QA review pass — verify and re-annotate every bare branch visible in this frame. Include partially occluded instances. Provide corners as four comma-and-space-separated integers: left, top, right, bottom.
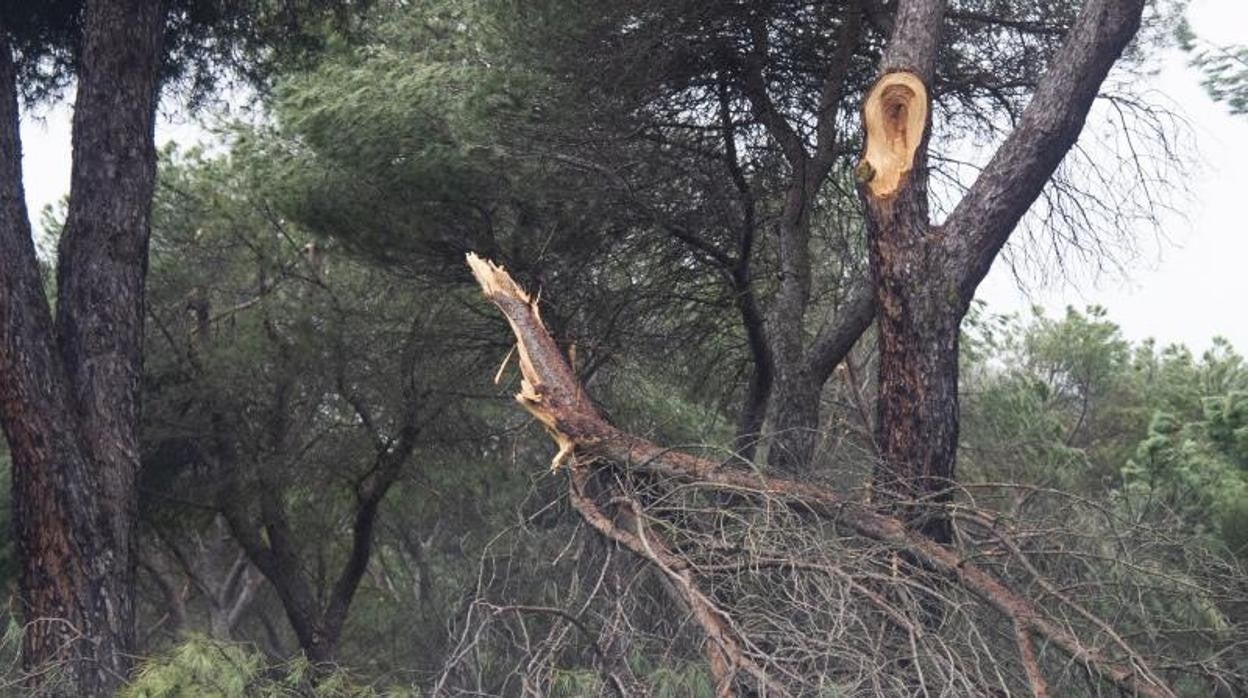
942, 0, 1147, 302
467, 253, 1180, 697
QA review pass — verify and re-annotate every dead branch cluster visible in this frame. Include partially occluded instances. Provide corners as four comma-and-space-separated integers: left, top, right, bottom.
431, 256, 1248, 698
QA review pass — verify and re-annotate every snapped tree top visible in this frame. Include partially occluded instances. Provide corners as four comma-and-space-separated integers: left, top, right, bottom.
466, 252, 1176, 698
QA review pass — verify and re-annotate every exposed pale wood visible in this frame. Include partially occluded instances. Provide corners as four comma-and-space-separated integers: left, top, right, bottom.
468, 253, 1176, 698
467, 253, 586, 470
859, 72, 929, 199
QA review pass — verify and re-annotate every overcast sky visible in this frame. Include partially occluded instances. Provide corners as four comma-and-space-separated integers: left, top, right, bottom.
16, 0, 1248, 353
977, 0, 1248, 352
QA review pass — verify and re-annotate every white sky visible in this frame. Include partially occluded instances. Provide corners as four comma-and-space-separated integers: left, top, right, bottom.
977, 0, 1248, 352
16, 0, 1248, 353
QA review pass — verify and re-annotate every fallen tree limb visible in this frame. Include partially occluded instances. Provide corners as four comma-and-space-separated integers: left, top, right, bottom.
567, 468, 782, 696
467, 253, 1175, 698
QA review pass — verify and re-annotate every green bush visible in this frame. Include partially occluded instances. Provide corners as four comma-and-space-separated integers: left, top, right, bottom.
123, 638, 419, 698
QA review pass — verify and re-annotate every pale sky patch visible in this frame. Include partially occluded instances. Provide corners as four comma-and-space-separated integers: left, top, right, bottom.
978, 0, 1248, 353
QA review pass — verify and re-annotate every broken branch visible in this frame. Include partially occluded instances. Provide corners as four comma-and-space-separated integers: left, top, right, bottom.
467, 253, 1175, 698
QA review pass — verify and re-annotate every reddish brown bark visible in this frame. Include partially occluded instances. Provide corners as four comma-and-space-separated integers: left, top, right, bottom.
0, 2, 167, 691
859, 0, 1145, 543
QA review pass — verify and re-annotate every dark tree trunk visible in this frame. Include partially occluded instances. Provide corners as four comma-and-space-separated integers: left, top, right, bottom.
733, 8, 874, 474
222, 486, 339, 664
764, 160, 817, 473
732, 357, 771, 463
857, 1, 952, 539
869, 247, 961, 542
218, 323, 421, 666
860, 0, 1144, 544
0, 2, 166, 692
729, 266, 773, 464
51, 0, 167, 671
766, 369, 822, 473
768, 284, 876, 473
223, 462, 410, 666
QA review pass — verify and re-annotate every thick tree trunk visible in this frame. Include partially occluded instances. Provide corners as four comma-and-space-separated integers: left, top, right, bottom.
870, 269, 961, 542
50, 0, 166, 678
766, 370, 821, 473
855, 0, 954, 539
859, 0, 1144, 544
863, 80, 960, 541
768, 285, 876, 473
2, 40, 97, 687
762, 162, 819, 473
0, 2, 166, 692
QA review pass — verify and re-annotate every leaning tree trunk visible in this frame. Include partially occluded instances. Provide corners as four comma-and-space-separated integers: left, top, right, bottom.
0, 1, 167, 692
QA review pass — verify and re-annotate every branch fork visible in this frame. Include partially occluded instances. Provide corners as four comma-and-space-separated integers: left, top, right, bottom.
467, 252, 1175, 697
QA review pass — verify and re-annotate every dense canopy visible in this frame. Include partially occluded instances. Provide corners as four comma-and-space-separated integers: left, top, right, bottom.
0, 0, 1244, 696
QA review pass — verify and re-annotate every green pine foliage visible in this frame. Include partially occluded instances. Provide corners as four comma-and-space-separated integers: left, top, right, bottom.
1178, 21, 1248, 115
123, 637, 421, 697
963, 306, 1248, 555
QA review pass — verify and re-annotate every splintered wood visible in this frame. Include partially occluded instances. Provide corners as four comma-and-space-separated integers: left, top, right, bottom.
466, 253, 590, 470
859, 71, 929, 198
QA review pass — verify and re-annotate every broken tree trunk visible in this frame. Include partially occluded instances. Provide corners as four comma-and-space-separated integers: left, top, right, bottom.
467, 253, 1175, 697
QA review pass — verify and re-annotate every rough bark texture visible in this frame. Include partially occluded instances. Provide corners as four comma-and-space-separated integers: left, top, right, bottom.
0, 2, 167, 691
861, 0, 1144, 542
858, 66, 958, 541
858, 0, 954, 539
1, 33, 105, 689
468, 254, 1176, 697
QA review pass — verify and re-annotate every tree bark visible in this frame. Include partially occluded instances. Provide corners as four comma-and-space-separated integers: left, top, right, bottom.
859, 0, 1143, 543
857, 63, 956, 539
736, 4, 872, 473
0, 1, 167, 691
768, 286, 877, 472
